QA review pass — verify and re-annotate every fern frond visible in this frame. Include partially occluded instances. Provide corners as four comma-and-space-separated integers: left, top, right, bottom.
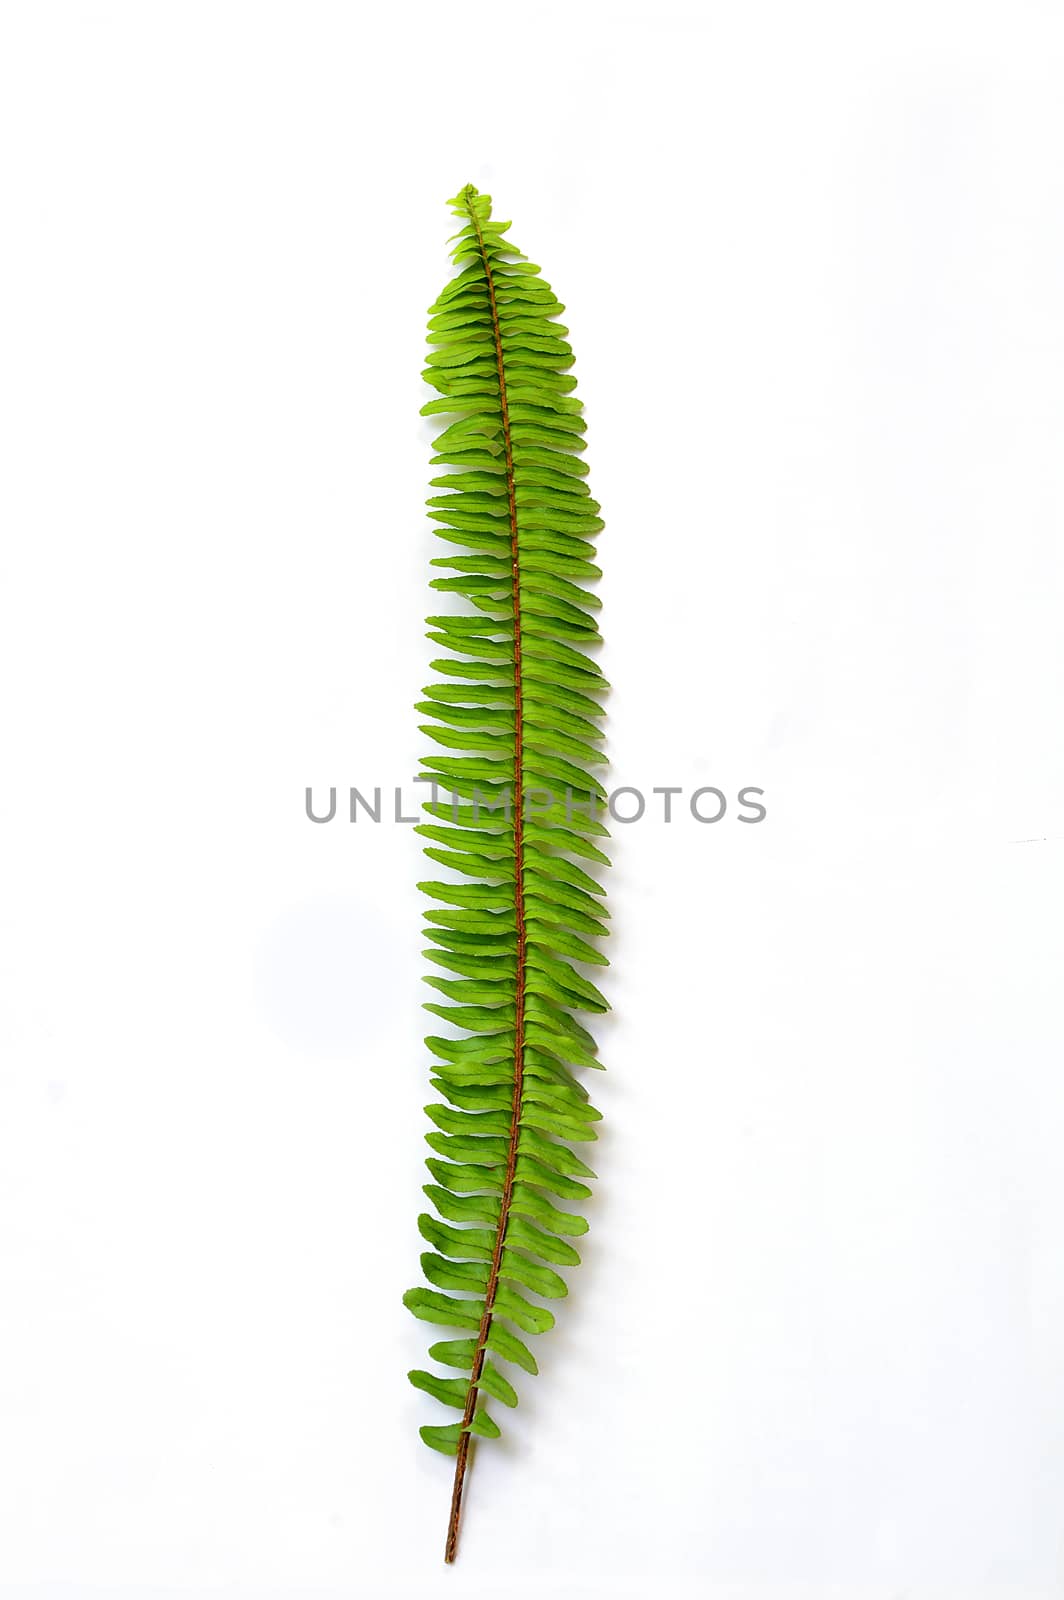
404, 184, 608, 1563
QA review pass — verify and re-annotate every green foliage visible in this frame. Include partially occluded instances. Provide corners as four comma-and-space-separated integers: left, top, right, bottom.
403, 184, 607, 1558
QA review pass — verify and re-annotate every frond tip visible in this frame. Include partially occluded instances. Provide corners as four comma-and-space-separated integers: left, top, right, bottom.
405, 183, 608, 1563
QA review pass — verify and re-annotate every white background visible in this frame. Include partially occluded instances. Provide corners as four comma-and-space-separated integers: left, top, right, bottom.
1, 3, 1062, 1597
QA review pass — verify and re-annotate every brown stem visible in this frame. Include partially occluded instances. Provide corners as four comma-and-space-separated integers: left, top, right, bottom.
443, 194, 527, 1565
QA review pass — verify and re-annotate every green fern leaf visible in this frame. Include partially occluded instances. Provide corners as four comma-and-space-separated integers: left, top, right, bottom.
404, 183, 608, 1563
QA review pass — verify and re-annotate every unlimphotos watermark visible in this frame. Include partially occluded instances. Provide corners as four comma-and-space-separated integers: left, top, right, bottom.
304, 782, 766, 825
